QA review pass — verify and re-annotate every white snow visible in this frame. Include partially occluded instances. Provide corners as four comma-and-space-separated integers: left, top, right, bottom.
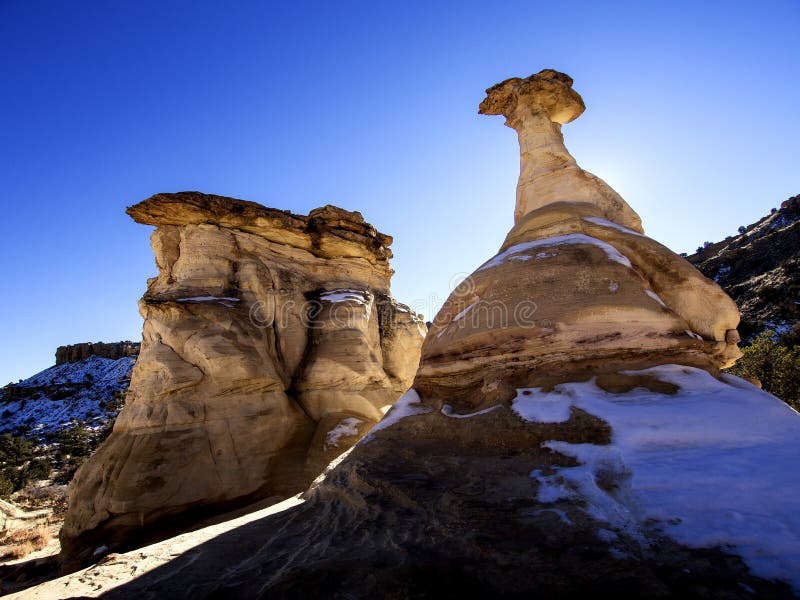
324, 417, 363, 449
176, 296, 240, 303
608, 281, 619, 293
583, 216, 644, 236
440, 404, 501, 419
513, 365, 800, 591
362, 389, 431, 441
536, 252, 557, 259
685, 330, 703, 341
644, 290, 667, 307
477, 234, 632, 272
319, 289, 371, 304
453, 303, 476, 322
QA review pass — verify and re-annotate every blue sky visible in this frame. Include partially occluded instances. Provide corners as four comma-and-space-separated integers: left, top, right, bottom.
1, 1, 798, 382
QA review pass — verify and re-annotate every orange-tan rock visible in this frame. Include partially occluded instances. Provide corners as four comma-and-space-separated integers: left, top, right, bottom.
59, 193, 425, 563
420, 69, 741, 405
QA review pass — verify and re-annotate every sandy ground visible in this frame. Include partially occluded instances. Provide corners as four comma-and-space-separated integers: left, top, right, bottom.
6, 495, 304, 599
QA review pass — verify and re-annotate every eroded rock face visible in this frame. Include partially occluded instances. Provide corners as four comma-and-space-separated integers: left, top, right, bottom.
59, 193, 425, 561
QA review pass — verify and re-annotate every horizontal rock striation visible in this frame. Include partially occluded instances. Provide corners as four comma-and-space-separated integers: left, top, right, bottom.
59, 192, 425, 563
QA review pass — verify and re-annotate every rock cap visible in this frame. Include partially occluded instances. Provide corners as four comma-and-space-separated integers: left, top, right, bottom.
479, 69, 585, 124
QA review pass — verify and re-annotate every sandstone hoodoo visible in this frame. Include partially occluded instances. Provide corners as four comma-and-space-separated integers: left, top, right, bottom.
59, 193, 426, 562
45, 72, 800, 598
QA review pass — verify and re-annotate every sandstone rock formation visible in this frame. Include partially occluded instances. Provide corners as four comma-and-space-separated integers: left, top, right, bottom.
46, 72, 800, 598
59, 193, 425, 562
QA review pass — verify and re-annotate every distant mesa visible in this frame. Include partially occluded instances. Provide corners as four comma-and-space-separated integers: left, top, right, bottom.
55, 341, 140, 365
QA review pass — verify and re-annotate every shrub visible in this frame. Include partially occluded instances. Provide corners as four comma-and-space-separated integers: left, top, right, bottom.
738, 226, 746, 234
25, 458, 52, 481
0, 524, 52, 560
726, 331, 800, 410
57, 421, 93, 458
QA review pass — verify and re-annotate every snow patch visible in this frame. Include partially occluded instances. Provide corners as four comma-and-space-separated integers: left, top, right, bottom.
176, 296, 239, 303
644, 290, 667, 307
514, 365, 800, 591
440, 404, 501, 419
583, 216, 644, 236
477, 234, 632, 272
362, 389, 431, 441
453, 303, 476, 322
319, 289, 371, 305
324, 417, 362, 449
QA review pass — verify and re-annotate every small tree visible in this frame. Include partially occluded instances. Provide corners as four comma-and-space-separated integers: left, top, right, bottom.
738, 226, 746, 234
57, 421, 93, 458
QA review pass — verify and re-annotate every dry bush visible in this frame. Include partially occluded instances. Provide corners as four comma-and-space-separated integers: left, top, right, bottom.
0, 524, 52, 560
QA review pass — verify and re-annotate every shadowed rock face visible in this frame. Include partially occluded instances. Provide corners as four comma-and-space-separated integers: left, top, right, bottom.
59, 192, 426, 562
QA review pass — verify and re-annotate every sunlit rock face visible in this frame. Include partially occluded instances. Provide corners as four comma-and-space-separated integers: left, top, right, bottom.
419, 69, 741, 405
59, 192, 426, 562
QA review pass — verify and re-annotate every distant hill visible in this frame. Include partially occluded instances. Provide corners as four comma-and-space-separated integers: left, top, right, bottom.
688, 194, 800, 340
0, 350, 136, 440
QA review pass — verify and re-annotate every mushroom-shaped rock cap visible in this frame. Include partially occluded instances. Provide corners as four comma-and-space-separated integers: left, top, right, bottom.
479, 69, 585, 124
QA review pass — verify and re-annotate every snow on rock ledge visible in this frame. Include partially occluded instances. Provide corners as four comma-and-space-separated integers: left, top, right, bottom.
513, 364, 800, 590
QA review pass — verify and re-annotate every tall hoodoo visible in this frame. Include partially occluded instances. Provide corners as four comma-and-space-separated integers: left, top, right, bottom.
479, 69, 642, 230
60, 192, 426, 563
418, 69, 741, 403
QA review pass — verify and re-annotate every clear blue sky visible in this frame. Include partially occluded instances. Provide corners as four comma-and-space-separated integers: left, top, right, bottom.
1, 1, 798, 382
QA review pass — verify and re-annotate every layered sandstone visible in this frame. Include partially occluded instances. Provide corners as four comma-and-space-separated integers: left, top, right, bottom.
59, 193, 425, 562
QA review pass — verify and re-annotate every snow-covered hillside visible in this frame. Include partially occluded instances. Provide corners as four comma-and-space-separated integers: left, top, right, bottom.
0, 356, 135, 439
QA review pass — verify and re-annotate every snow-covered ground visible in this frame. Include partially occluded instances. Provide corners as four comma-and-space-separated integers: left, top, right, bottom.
0, 356, 135, 438
513, 365, 800, 591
